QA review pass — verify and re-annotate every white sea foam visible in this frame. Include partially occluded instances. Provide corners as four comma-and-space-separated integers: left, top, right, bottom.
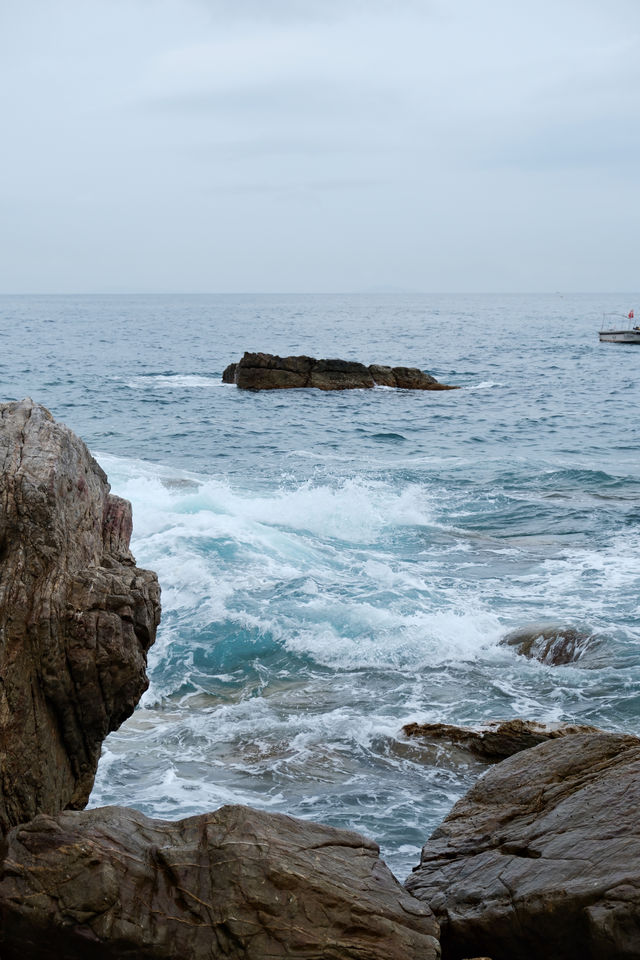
125, 374, 226, 389
89, 448, 640, 883
463, 380, 504, 390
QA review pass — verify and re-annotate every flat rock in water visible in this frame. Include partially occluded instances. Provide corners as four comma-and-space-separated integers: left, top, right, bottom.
0, 399, 161, 831
402, 718, 601, 761
222, 352, 458, 390
0, 804, 441, 960
406, 732, 640, 960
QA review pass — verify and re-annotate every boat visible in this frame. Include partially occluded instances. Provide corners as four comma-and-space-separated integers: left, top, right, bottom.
599, 310, 640, 343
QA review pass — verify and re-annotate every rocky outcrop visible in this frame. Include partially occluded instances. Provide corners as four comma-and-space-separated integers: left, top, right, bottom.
223, 352, 458, 390
406, 732, 640, 960
0, 804, 441, 960
0, 400, 441, 959
501, 623, 597, 665
402, 718, 600, 761
0, 399, 161, 832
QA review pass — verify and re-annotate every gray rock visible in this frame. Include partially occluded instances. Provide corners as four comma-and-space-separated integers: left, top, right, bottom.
0, 399, 161, 832
0, 804, 441, 960
406, 732, 640, 960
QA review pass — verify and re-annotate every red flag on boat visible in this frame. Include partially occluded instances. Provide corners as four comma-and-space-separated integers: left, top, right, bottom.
629, 310, 635, 319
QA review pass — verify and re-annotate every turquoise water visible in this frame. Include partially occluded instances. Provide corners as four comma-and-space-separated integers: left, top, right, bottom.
1, 292, 639, 877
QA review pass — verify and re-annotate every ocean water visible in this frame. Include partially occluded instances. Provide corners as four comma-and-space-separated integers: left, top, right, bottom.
1, 292, 639, 878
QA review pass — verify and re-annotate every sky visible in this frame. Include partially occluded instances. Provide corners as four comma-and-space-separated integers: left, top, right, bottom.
1, 0, 639, 293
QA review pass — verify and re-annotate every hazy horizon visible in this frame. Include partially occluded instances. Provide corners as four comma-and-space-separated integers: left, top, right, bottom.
2, 0, 639, 295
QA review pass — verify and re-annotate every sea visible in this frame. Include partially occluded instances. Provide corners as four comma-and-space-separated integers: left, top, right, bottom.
1, 292, 639, 879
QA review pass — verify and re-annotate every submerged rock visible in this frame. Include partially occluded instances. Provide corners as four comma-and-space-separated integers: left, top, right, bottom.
222, 352, 458, 390
0, 804, 441, 960
0, 399, 161, 832
406, 732, 640, 960
501, 623, 597, 665
402, 718, 600, 761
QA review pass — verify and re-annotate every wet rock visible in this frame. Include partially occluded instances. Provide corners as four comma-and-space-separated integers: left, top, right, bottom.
222, 361, 237, 383
309, 358, 375, 390
368, 363, 397, 386
402, 718, 601, 761
501, 623, 596, 665
0, 804, 441, 960
0, 399, 161, 832
223, 352, 457, 390
391, 366, 439, 389
406, 732, 640, 960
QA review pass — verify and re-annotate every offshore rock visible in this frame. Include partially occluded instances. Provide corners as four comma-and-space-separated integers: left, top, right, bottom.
0, 804, 441, 960
0, 399, 160, 832
402, 718, 601, 762
223, 352, 458, 390
501, 622, 597, 665
406, 732, 640, 960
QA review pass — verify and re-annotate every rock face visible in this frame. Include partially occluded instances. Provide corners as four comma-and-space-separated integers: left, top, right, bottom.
223, 352, 457, 390
402, 718, 600, 761
0, 804, 441, 960
501, 623, 595, 665
0, 399, 161, 832
406, 732, 640, 960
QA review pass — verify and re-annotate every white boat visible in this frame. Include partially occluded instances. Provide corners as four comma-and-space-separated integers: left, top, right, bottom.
599, 311, 640, 343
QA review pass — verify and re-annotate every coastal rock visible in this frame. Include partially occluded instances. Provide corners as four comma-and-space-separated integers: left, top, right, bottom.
223, 352, 457, 390
309, 358, 375, 390
0, 804, 441, 960
501, 623, 596, 665
406, 732, 640, 960
391, 366, 439, 389
0, 399, 161, 832
402, 718, 600, 761
221, 362, 237, 383
368, 364, 398, 386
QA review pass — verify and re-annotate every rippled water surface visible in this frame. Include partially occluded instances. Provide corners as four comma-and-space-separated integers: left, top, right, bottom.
1, 292, 639, 877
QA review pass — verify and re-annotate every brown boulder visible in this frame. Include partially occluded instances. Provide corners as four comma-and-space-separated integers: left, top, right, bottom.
406, 732, 640, 960
501, 623, 597, 665
234, 352, 314, 389
309, 358, 375, 390
0, 399, 160, 832
368, 364, 397, 386
402, 718, 601, 761
391, 366, 438, 389
224, 352, 457, 390
0, 804, 441, 960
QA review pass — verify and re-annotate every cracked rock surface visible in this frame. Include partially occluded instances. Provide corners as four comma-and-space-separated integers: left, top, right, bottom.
405, 732, 640, 960
0, 804, 441, 960
0, 399, 161, 831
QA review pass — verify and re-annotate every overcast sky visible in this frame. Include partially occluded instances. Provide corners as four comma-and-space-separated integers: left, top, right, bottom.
1, 0, 639, 293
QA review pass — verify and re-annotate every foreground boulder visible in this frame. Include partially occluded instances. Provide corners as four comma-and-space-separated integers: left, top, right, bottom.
0, 804, 441, 960
0, 399, 161, 832
402, 718, 600, 761
223, 352, 458, 390
406, 732, 640, 960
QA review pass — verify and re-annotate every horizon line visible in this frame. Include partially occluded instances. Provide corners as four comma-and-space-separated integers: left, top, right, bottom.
1, 290, 639, 297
